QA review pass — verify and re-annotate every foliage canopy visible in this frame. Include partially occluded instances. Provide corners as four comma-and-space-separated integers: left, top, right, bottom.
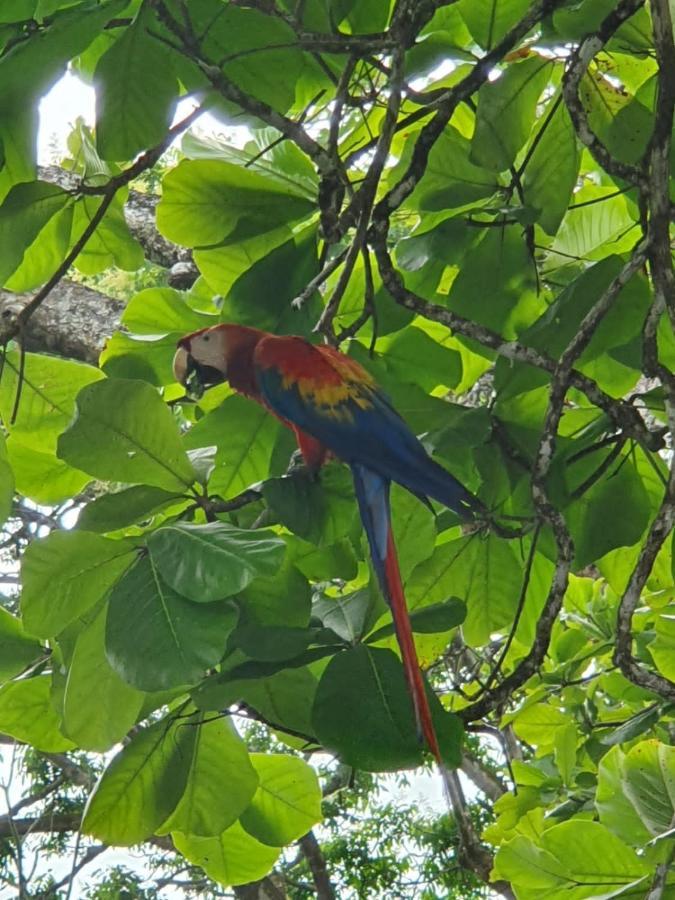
0, 0, 674, 897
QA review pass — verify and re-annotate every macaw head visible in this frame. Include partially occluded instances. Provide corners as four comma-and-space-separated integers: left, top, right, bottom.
173, 323, 264, 398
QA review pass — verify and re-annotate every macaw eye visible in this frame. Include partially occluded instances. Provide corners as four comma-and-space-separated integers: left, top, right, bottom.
202, 334, 210, 342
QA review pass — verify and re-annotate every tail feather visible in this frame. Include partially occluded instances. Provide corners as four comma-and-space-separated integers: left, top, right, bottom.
351, 463, 443, 766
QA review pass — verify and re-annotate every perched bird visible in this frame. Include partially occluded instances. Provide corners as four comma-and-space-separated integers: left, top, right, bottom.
173, 324, 483, 769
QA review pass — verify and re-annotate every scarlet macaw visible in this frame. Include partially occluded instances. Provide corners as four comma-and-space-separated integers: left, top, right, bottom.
173, 324, 483, 768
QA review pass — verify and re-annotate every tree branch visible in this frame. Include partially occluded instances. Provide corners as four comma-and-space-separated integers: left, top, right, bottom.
562, 0, 647, 189
297, 830, 336, 900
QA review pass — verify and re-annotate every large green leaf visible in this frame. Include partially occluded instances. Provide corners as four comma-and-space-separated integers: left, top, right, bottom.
596, 745, 653, 846
160, 715, 258, 837
188, 2, 305, 113
445, 225, 541, 338
185, 394, 281, 498
61, 603, 144, 752
122, 288, 214, 335
157, 159, 314, 248
621, 740, 675, 839
406, 533, 523, 646
105, 555, 237, 691
239, 562, 312, 628
20, 530, 135, 638
522, 96, 580, 235
0, 676, 74, 752
263, 466, 356, 547
0, 180, 69, 285
173, 821, 280, 888
58, 378, 196, 492
6, 436, 90, 504
76, 485, 186, 533
0, 607, 43, 681
70, 192, 144, 274
410, 125, 499, 211
83, 715, 193, 845
0, 351, 102, 451
493, 820, 650, 899
471, 55, 552, 171
195, 667, 319, 740
95, 8, 178, 160
147, 522, 286, 602
312, 645, 462, 771
240, 754, 322, 846
458, 0, 531, 49
0, 0, 126, 198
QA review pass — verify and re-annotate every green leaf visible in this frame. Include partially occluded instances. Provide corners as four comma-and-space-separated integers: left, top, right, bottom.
95, 8, 178, 160
221, 229, 321, 337
0, 432, 13, 526
83, 716, 193, 845
160, 715, 258, 837
565, 453, 651, 568
122, 287, 214, 335
157, 159, 314, 248
20, 531, 135, 638
621, 740, 675, 838
58, 378, 196, 491
173, 821, 280, 888
596, 745, 653, 846
0, 676, 74, 752
445, 225, 541, 338
147, 522, 286, 602
0, 607, 43, 681
70, 193, 144, 274
263, 466, 356, 546
6, 436, 89, 505
522, 96, 580, 235
0, 180, 69, 285
650, 613, 675, 681
106, 555, 237, 691
240, 754, 322, 846
195, 667, 319, 740
233, 624, 313, 663
312, 645, 461, 771
61, 604, 144, 752
512, 703, 570, 755
411, 125, 499, 211
5, 202, 73, 293
366, 598, 467, 644
471, 55, 552, 171
77, 485, 185, 533
186, 395, 281, 498
239, 563, 312, 628
0, 351, 102, 451
493, 821, 649, 897
381, 327, 462, 394
406, 534, 523, 646
187, 3, 305, 113
458, 0, 531, 49
312, 589, 376, 644
0, 0, 127, 198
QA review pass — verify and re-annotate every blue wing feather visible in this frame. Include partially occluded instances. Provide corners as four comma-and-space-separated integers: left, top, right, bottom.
255, 349, 482, 520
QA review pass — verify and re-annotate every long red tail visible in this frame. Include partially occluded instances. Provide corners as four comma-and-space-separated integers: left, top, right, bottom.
350, 463, 444, 767
383, 530, 443, 766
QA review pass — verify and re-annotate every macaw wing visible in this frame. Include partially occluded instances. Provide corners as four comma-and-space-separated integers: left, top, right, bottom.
253, 336, 479, 518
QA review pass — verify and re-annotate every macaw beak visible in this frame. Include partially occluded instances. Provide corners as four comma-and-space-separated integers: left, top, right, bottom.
173, 341, 228, 398
172, 344, 191, 386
